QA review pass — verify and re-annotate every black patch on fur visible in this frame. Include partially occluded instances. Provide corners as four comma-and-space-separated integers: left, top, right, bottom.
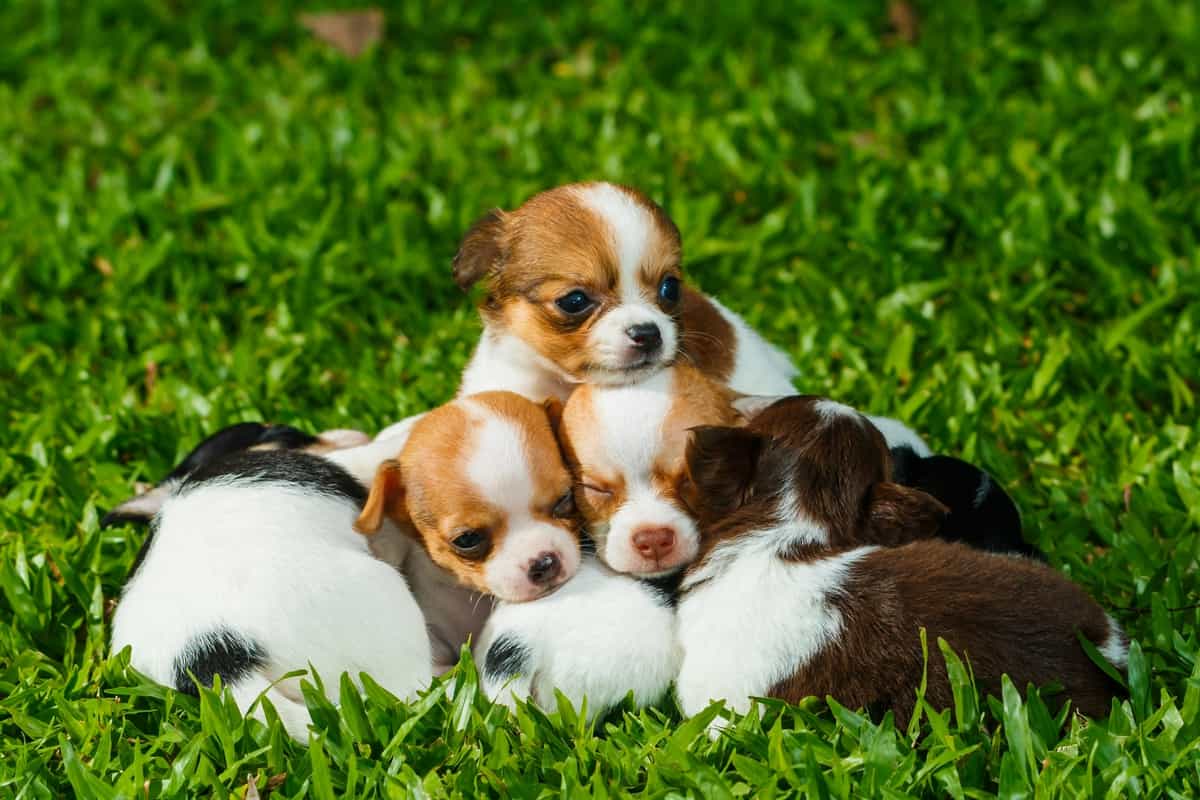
639, 571, 683, 607
163, 423, 318, 483
889, 448, 1039, 558
173, 628, 267, 695
180, 449, 367, 506
484, 634, 531, 681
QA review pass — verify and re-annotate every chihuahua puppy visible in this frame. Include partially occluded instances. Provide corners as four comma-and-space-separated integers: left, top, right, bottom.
675, 396, 1127, 728
474, 558, 680, 718
452, 182, 799, 401
355, 391, 582, 604
110, 448, 431, 742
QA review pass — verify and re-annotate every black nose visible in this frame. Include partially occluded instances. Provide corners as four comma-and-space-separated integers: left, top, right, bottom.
527, 552, 562, 585
625, 323, 662, 353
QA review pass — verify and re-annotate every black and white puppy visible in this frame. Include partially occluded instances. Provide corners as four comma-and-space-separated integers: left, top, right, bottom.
473, 558, 679, 718
107, 432, 430, 741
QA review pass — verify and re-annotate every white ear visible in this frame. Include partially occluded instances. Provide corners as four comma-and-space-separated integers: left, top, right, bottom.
731, 395, 787, 421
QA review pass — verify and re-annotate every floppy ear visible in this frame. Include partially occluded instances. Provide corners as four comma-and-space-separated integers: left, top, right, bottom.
685, 425, 765, 516
865, 482, 948, 544
101, 485, 173, 527
452, 209, 507, 290
356, 460, 409, 535
731, 394, 786, 423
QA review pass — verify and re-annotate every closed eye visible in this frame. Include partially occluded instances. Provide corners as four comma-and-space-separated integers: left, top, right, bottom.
581, 483, 613, 496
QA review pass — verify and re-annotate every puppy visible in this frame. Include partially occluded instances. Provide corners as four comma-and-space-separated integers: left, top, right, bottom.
675, 396, 1127, 729
355, 391, 583, 603
452, 181, 799, 401
109, 449, 432, 742
558, 366, 934, 578
474, 559, 680, 718
889, 445, 1037, 557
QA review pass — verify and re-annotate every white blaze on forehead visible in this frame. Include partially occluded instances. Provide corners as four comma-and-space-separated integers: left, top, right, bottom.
574, 183, 654, 302
462, 400, 535, 508
814, 398, 862, 423
590, 368, 675, 473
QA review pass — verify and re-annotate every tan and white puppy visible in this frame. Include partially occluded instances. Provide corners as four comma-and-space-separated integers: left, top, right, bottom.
354, 391, 582, 604
452, 181, 799, 401
559, 365, 740, 576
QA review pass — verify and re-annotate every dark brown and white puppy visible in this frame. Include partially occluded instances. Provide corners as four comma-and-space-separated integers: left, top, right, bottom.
354, 391, 583, 604
453, 182, 799, 401
675, 396, 1128, 730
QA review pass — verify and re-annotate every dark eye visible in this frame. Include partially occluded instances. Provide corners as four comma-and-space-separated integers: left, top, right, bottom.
658, 276, 681, 305
451, 529, 490, 559
552, 490, 575, 518
555, 290, 594, 315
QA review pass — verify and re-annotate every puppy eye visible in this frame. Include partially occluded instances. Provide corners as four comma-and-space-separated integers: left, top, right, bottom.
555, 290, 594, 315
552, 490, 575, 518
658, 276, 681, 305
451, 529, 490, 558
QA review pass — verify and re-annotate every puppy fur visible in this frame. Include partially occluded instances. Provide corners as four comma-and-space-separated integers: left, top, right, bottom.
474, 558, 680, 718
110, 449, 432, 741
355, 391, 583, 603
675, 396, 1127, 729
453, 181, 799, 401
559, 365, 741, 576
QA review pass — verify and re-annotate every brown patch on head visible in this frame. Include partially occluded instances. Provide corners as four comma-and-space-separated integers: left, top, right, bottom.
685, 396, 947, 559
676, 287, 736, 382
558, 383, 628, 523
455, 182, 687, 383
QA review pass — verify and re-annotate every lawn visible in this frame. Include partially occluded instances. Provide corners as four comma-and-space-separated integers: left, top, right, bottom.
1, 0, 1199, 796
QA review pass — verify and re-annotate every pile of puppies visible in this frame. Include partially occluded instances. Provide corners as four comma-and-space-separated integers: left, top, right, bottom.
106, 182, 1128, 741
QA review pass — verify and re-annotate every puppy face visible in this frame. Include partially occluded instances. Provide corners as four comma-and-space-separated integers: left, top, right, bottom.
559, 366, 739, 576
454, 182, 685, 385
356, 392, 581, 603
685, 396, 948, 559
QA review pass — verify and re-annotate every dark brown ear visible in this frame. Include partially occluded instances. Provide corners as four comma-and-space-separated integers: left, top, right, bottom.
685, 425, 765, 517
356, 460, 408, 535
452, 209, 507, 290
865, 482, 948, 545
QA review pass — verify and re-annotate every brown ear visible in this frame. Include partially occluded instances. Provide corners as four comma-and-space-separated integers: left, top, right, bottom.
866, 482, 948, 544
355, 460, 408, 535
685, 425, 765, 517
452, 209, 506, 290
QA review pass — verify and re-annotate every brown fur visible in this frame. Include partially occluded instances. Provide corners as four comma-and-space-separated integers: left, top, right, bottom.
356, 392, 578, 595
684, 395, 1125, 722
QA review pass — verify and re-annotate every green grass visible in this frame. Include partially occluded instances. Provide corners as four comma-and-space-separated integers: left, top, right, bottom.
2, 0, 1199, 796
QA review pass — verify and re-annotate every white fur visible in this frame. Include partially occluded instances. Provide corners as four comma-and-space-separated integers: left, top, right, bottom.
676, 532, 876, 727
110, 477, 432, 742
815, 398, 861, 421
708, 297, 799, 396
324, 414, 425, 486
463, 400, 580, 601
475, 558, 679, 717
460, 330, 578, 401
866, 414, 932, 457
1099, 613, 1130, 669
575, 183, 653, 290
586, 370, 698, 574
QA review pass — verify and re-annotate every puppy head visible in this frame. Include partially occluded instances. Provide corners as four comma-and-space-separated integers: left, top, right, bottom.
454, 182, 685, 386
685, 396, 948, 557
559, 366, 739, 576
356, 392, 581, 602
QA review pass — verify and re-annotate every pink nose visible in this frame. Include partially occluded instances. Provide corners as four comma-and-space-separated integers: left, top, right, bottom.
632, 527, 676, 560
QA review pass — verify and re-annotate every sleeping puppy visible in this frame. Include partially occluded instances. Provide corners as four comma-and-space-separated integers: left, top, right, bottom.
109, 448, 431, 742
474, 558, 680, 718
451, 181, 799, 401
675, 396, 1128, 730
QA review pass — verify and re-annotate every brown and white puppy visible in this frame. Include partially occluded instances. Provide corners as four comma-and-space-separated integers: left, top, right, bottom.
453, 182, 799, 401
675, 396, 1128, 729
558, 364, 740, 576
355, 391, 582, 604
